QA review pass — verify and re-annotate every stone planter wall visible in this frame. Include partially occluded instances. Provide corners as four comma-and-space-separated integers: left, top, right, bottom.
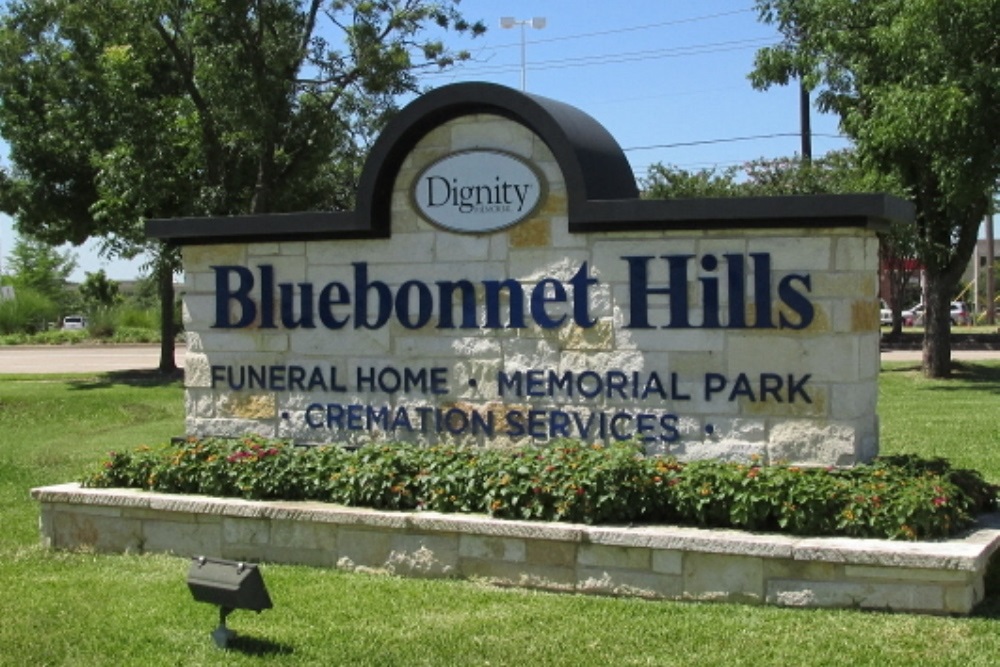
34, 483, 1000, 615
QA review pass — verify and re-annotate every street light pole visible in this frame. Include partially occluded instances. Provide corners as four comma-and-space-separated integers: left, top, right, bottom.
500, 16, 546, 91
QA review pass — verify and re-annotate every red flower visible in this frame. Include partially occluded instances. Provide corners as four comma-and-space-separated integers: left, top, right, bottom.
933, 496, 947, 507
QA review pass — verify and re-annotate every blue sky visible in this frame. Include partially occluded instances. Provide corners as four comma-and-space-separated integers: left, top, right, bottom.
0, 1, 995, 282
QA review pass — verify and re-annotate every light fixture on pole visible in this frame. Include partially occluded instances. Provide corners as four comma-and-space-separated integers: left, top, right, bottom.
499, 16, 546, 91
187, 556, 273, 649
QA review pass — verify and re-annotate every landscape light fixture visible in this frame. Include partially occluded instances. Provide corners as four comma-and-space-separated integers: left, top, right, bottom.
187, 556, 273, 649
499, 16, 546, 91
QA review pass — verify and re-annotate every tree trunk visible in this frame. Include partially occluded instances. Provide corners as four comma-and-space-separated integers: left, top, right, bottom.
157, 257, 177, 374
921, 273, 952, 377
888, 269, 909, 336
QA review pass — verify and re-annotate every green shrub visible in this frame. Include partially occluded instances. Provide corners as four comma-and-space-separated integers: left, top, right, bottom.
0, 304, 163, 344
20, 329, 89, 345
83, 437, 999, 541
0, 287, 58, 334
85, 308, 116, 338
116, 306, 159, 330
108, 326, 160, 343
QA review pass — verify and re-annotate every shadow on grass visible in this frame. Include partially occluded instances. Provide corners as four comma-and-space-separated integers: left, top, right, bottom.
68, 368, 184, 391
881, 362, 1000, 394
971, 552, 1000, 619
224, 634, 294, 656
971, 596, 1000, 619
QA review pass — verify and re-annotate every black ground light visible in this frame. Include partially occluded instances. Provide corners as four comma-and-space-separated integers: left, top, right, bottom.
187, 556, 273, 648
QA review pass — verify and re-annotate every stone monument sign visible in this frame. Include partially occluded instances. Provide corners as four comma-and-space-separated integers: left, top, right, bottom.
147, 82, 912, 466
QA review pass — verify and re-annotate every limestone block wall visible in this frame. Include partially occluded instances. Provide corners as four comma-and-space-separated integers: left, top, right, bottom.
34, 484, 1000, 616
181, 114, 882, 466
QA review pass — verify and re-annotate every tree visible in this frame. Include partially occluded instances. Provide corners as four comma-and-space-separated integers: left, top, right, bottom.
644, 150, 900, 199
641, 164, 742, 198
79, 269, 121, 311
0, 0, 485, 371
749, 0, 1000, 377
6, 235, 77, 312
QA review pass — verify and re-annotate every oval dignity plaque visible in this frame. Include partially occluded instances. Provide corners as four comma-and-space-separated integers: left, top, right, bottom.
412, 150, 545, 233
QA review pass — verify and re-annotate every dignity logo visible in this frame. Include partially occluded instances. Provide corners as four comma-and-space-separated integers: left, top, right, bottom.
412, 150, 544, 232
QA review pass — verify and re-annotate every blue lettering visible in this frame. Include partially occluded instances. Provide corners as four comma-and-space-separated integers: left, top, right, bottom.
305, 404, 324, 428
549, 410, 571, 438
760, 373, 783, 402
497, 371, 522, 397
212, 266, 256, 328
609, 412, 632, 440
211, 365, 226, 388
728, 373, 756, 401
705, 373, 727, 401
367, 405, 389, 430
527, 410, 547, 438
354, 262, 391, 329
751, 253, 774, 328
346, 404, 364, 430
506, 410, 525, 437
778, 274, 814, 329
530, 277, 568, 328
318, 282, 350, 329
659, 414, 680, 443
209, 257, 812, 333
789, 374, 812, 403
436, 279, 477, 329
396, 280, 433, 329
636, 413, 657, 442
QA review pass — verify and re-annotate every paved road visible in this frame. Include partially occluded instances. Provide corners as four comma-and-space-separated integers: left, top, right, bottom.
881, 349, 1000, 362
0, 344, 186, 374
0, 344, 996, 375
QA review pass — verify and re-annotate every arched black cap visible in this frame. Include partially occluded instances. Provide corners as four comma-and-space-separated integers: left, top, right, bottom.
355, 82, 638, 234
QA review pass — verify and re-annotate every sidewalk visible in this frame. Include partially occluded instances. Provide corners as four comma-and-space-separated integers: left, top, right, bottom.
880, 349, 1000, 362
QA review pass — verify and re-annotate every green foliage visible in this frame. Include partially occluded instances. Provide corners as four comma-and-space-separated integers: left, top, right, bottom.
641, 164, 742, 198
0, 0, 486, 230
0, 285, 58, 334
83, 305, 159, 340
0, 0, 485, 373
751, 0, 1000, 375
0, 328, 89, 345
643, 149, 901, 200
123, 274, 158, 309
4, 235, 77, 311
84, 437, 998, 541
0, 302, 161, 342
78, 269, 120, 310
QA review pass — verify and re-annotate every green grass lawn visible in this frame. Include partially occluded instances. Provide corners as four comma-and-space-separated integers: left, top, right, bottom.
2, 364, 1000, 666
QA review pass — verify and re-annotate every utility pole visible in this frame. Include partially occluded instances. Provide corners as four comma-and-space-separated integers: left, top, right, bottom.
987, 195, 996, 325
799, 79, 812, 161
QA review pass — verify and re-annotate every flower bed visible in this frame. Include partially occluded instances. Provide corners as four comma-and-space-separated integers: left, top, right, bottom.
83, 437, 998, 541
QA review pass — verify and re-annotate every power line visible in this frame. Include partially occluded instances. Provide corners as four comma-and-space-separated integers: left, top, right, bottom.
624, 132, 846, 152
486, 8, 755, 50
423, 38, 774, 79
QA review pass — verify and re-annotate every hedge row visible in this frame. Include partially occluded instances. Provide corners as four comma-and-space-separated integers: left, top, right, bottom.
83, 436, 998, 540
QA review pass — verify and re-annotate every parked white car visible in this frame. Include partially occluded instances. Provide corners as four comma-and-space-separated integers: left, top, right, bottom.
61, 315, 87, 330
879, 300, 892, 326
